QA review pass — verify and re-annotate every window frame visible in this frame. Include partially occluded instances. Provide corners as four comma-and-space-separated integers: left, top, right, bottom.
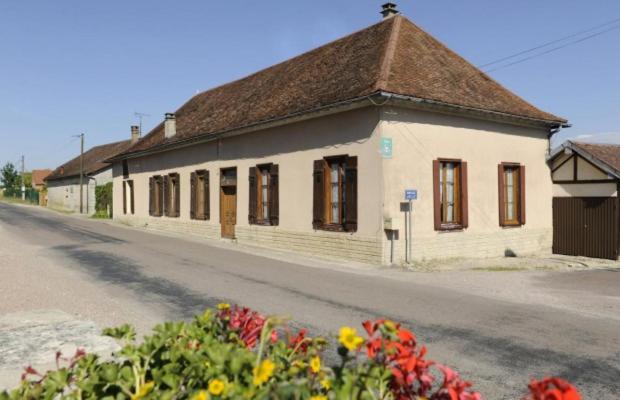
323, 156, 347, 230
191, 169, 210, 221
433, 158, 468, 231
256, 164, 272, 225
312, 155, 357, 233
166, 172, 180, 218
499, 162, 525, 227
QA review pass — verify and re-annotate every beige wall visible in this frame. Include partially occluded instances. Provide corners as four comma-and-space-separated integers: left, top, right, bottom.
114, 108, 384, 264
553, 182, 618, 197
379, 107, 553, 262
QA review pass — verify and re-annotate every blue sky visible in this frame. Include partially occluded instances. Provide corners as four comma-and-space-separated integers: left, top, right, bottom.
1, 1, 619, 170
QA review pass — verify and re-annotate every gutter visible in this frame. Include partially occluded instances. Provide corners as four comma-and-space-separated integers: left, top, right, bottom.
110, 91, 568, 162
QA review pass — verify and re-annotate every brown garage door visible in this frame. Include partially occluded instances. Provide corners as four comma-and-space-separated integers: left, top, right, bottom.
553, 197, 618, 260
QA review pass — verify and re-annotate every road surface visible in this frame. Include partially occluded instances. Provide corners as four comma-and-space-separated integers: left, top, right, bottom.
0, 202, 618, 399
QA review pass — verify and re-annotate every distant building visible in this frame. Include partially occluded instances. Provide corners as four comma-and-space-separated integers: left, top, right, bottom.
31, 169, 52, 191
46, 127, 139, 214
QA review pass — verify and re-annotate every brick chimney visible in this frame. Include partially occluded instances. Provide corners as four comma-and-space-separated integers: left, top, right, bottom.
131, 125, 140, 144
381, 2, 399, 19
164, 113, 176, 139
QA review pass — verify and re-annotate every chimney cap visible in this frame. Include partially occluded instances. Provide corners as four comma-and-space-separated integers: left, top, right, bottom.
165, 112, 176, 120
381, 2, 399, 19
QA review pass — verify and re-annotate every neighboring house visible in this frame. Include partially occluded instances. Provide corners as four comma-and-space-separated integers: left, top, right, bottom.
31, 169, 52, 190
548, 141, 620, 260
46, 127, 139, 214
109, 6, 567, 265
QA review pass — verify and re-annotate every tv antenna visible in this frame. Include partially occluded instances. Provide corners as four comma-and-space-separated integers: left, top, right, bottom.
134, 112, 150, 135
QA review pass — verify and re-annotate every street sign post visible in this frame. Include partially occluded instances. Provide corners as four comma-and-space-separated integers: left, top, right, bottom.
404, 189, 417, 262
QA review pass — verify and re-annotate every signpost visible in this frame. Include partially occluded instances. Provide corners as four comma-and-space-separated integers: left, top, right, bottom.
404, 189, 417, 263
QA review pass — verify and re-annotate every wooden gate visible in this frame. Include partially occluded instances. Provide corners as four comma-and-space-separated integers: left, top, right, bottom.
220, 168, 237, 239
553, 197, 618, 260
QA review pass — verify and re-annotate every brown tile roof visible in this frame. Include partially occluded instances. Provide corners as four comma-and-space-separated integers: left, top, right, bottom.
31, 169, 52, 186
46, 139, 134, 182
573, 142, 620, 174
119, 15, 565, 158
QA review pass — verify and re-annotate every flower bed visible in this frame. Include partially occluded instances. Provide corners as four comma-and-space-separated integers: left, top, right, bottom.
0, 304, 580, 399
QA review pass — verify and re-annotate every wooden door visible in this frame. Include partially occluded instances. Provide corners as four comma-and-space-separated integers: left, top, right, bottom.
220, 186, 237, 238
553, 197, 618, 260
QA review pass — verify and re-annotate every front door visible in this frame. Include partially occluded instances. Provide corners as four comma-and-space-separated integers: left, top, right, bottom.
220, 168, 237, 239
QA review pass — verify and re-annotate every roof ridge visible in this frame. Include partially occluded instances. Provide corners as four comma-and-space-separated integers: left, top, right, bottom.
375, 15, 402, 91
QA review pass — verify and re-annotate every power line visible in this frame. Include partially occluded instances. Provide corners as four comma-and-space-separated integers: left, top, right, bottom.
478, 16, 620, 69
484, 23, 620, 73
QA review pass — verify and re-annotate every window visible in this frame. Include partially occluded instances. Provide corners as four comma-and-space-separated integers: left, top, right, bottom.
312, 155, 357, 232
248, 164, 279, 225
149, 175, 164, 217
498, 163, 525, 226
122, 160, 129, 179
164, 173, 180, 218
123, 180, 134, 215
433, 159, 468, 230
190, 170, 210, 220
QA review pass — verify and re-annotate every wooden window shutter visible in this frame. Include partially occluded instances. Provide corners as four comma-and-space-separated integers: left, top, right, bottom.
204, 171, 210, 220
174, 175, 180, 217
461, 161, 469, 229
269, 164, 279, 226
519, 165, 526, 225
149, 177, 155, 216
432, 160, 441, 230
248, 167, 257, 224
123, 181, 127, 215
190, 172, 197, 220
498, 164, 506, 226
344, 156, 358, 232
313, 160, 326, 229
163, 175, 170, 217
130, 181, 135, 214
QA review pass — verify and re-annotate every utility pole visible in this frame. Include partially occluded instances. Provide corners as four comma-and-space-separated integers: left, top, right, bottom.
21, 155, 25, 201
73, 133, 85, 213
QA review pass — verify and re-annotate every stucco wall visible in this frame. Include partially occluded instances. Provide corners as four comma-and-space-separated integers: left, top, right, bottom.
379, 107, 554, 263
114, 108, 384, 264
553, 182, 618, 197
47, 168, 113, 214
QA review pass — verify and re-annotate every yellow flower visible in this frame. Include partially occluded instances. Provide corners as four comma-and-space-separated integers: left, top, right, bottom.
292, 360, 307, 368
131, 381, 155, 400
338, 326, 364, 351
192, 391, 210, 400
384, 320, 397, 331
310, 396, 328, 400
208, 379, 225, 396
310, 356, 321, 373
253, 359, 275, 386
217, 303, 230, 310
320, 378, 332, 390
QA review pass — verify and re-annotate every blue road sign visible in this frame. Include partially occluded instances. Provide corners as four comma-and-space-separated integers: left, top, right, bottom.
405, 189, 417, 200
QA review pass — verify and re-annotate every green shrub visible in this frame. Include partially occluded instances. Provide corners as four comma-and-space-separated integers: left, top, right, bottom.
95, 183, 113, 217
0, 305, 580, 400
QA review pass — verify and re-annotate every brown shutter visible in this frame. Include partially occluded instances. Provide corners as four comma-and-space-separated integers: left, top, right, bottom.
163, 175, 170, 217
461, 161, 469, 229
204, 171, 210, 220
157, 177, 164, 217
498, 164, 506, 226
432, 160, 441, 230
174, 175, 180, 217
519, 165, 526, 225
344, 156, 358, 232
313, 160, 325, 229
248, 167, 257, 224
122, 181, 127, 215
130, 181, 135, 214
149, 177, 155, 216
190, 172, 197, 220
269, 164, 279, 226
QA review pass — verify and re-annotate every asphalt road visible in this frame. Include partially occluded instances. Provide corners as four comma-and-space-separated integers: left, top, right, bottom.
0, 202, 618, 399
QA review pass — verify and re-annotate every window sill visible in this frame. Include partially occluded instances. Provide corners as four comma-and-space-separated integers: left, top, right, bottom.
251, 220, 272, 226
314, 224, 351, 233
437, 224, 464, 232
501, 223, 524, 229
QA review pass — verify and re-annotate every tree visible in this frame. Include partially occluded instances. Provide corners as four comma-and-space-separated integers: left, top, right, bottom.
1, 163, 20, 190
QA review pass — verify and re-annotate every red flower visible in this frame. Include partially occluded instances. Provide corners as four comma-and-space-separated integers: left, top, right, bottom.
527, 377, 581, 400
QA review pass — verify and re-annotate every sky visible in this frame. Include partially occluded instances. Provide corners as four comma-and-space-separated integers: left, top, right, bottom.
1, 1, 619, 170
